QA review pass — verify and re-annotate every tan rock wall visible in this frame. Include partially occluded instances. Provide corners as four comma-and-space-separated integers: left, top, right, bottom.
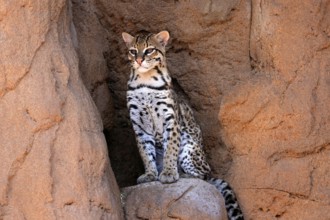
0, 1, 123, 219
221, 0, 330, 219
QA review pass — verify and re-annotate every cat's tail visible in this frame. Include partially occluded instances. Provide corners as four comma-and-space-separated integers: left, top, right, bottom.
206, 177, 244, 220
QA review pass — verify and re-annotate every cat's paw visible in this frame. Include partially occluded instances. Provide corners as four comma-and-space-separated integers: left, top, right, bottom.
137, 173, 157, 184
159, 169, 179, 184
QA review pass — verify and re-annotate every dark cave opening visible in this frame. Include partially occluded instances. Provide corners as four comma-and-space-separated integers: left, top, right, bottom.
104, 127, 144, 188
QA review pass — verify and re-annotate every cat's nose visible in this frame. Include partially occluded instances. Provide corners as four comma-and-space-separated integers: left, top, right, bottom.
136, 58, 143, 65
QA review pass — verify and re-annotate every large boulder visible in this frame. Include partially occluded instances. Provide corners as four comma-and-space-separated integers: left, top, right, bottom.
0, 1, 123, 219
122, 178, 227, 220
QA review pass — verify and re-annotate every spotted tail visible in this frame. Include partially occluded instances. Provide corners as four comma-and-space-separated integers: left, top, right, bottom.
207, 178, 244, 220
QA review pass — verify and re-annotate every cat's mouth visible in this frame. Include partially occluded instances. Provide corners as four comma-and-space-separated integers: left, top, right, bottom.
134, 62, 152, 72
137, 65, 150, 72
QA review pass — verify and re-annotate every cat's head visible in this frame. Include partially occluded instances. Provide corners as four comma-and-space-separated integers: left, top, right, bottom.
122, 30, 169, 73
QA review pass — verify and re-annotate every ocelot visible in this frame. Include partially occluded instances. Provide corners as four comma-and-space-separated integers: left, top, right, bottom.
121, 30, 244, 220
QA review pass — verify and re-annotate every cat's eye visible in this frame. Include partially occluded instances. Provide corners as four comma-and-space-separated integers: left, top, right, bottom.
145, 48, 155, 55
129, 49, 137, 56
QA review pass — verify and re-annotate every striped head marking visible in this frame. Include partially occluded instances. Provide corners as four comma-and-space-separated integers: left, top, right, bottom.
122, 30, 169, 73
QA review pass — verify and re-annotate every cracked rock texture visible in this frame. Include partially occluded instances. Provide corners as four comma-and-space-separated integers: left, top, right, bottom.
0, 1, 123, 219
121, 178, 227, 220
221, 1, 330, 219
74, 0, 329, 219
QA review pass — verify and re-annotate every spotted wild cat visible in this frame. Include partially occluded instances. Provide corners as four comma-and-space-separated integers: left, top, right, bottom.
122, 30, 244, 220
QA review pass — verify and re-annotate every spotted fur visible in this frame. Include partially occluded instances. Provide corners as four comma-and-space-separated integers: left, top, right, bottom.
122, 30, 244, 220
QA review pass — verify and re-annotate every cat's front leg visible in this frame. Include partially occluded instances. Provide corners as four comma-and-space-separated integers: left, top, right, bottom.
159, 116, 180, 184
134, 132, 158, 184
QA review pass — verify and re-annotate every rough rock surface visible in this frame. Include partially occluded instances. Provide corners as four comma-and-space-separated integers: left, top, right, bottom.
0, 1, 123, 219
72, 0, 330, 219
72, 0, 114, 129
73, 0, 146, 187
121, 178, 227, 220
220, 1, 330, 219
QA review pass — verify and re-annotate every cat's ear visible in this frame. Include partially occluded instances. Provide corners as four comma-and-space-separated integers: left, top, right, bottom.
122, 32, 134, 47
155, 31, 170, 47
